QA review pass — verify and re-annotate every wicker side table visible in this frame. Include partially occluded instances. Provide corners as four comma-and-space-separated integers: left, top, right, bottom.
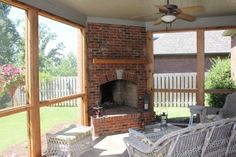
46, 125, 92, 157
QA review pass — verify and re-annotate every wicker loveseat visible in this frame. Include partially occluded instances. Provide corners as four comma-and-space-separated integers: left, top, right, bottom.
124, 117, 236, 157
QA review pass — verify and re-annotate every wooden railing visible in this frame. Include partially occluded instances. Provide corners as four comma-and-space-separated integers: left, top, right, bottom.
13, 74, 236, 108
14, 76, 81, 107
153, 73, 236, 107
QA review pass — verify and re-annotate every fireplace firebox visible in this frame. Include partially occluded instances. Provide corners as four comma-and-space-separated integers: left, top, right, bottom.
100, 79, 137, 108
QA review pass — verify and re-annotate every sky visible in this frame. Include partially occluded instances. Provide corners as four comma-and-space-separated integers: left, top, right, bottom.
8, 6, 78, 56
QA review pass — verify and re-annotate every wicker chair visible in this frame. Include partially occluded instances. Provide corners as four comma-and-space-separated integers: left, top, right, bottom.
124, 118, 236, 157
202, 92, 236, 123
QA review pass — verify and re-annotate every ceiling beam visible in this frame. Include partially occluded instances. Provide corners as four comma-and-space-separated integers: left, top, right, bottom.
18, 0, 87, 26
87, 15, 236, 31
87, 16, 145, 27
146, 15, 236, 31
14, 0, 236, 30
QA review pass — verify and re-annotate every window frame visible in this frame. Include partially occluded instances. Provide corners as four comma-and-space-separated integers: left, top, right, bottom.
0, 1, 87, 156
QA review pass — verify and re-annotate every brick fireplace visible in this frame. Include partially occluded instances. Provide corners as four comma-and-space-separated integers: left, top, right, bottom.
87, 23, 155, 136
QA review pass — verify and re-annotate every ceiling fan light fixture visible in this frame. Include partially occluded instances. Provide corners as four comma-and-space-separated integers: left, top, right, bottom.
161, 14, 176, 23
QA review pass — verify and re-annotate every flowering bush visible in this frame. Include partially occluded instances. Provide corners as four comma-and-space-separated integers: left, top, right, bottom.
0, 64, 24, 96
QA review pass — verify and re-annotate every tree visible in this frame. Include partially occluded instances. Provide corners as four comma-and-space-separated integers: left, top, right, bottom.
39, 23, 65, 73
205, 58, 236, 108
0, 3, 23, 108
0, 3, 22, 64
51, 52, 78, 76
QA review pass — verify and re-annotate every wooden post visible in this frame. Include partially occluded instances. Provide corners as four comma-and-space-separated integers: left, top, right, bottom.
79, 28, 89, 125
26, 9, 41, 156
232, 46, 236, 81
146, 31, 154, 110
77, 29, 84, 125
196, 30, 205, 105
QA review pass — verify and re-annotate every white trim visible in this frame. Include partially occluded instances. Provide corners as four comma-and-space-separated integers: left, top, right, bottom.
18, 0, 87, 26
87, 16, 145, 27
146, 15, 236, 31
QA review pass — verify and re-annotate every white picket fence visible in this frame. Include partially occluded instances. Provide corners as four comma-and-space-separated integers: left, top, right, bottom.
14, 73, 198, 107
154, 73, 197, 107
14, 76, 80, 107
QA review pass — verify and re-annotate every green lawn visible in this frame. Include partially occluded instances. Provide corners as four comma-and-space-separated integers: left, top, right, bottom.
154, 107, 191, 122
0, 107, 80, 152
0, 106, 190, 152
154, 107, 190, 118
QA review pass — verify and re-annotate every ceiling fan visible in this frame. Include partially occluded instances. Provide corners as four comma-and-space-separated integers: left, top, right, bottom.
154, 0, 204, 25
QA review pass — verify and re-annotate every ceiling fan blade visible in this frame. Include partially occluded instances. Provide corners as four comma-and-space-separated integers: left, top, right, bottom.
177, 13, 196, 21
180, 5, 205, 13
154, 18, 162, 25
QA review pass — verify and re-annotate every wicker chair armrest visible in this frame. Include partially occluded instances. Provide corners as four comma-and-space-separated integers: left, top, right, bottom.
202, 107, 223, 123
204, 107, 222, 115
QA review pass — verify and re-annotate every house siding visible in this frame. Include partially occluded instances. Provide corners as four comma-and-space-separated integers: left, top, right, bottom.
154, 53, 229, 73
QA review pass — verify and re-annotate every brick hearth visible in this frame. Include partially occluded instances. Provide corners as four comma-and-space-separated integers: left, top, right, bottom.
91, 110, 155, 136
87, 23, 155, 136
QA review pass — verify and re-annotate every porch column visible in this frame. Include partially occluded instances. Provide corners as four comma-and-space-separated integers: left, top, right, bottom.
231, 34, 236, 82
79, 28, 89, 126
27, 9, 41, 156
232, 48, 236, 82
146, 31, 154, 110
196, 30, 205, 105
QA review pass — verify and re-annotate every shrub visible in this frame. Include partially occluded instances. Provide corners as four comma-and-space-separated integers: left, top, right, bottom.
0, 92, 11, 109
0, 64, 24, 96
205, 58, 236, 108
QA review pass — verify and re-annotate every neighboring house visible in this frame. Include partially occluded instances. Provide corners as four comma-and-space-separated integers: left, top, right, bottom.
154, 30, 231, 73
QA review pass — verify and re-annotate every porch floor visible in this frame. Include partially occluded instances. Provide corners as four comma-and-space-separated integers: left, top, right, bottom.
83, 133, 129, 157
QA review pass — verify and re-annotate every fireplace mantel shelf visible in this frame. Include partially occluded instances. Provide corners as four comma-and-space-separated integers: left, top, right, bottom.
93, 58, 147, 64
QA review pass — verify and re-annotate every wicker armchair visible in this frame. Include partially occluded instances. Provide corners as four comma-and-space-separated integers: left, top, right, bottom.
202, 92, 236, 123
124, 118, 236, 157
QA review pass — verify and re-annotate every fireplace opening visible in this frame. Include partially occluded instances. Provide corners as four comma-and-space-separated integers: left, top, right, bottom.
100, 79, 137, 109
